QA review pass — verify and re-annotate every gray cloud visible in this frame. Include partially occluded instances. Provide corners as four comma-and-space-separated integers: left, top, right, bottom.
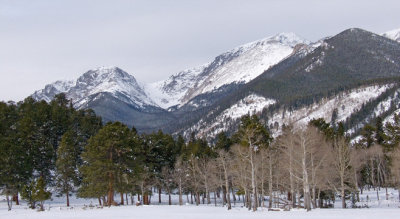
1, 0, 399, 101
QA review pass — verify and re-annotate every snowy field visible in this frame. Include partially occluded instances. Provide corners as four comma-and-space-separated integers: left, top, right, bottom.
1, 188, 399, 219
1, 205, 399, 219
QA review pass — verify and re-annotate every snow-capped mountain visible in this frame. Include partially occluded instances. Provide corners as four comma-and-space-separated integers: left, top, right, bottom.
33, 66, 157, 109
176, 28, 400, 140
32, 28, 400, 138
146, 33, 309, 108
32, 80, 75, 103
383, 28, 400, 42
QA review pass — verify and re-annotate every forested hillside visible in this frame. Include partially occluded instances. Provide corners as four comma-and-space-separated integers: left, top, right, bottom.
2, 96, 400, 213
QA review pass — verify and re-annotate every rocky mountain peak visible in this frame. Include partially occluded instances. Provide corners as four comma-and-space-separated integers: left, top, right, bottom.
33, 66, 156, 109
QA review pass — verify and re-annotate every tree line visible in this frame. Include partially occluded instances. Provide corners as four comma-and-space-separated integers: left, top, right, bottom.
2, 95, 400, 212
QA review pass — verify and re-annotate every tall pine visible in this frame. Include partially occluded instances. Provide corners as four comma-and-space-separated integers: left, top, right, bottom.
55, 130, 80, 207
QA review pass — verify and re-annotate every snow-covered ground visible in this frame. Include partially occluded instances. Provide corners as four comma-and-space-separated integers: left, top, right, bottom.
1, 205, 399, 219
1, 188, 399, 218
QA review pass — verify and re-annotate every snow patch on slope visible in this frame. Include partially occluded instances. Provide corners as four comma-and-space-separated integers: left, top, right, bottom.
189, 94, 276, 139
384, 109, 400, 125
267, 84, 393, 136
374, 92, 398, 116
347, 88, 400, 136
218, 94, 276, 121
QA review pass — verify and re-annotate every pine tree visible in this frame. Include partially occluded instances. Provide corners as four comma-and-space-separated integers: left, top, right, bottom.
176, 135, 185, 155
18, 98, 55, 183
79, 122, 135, 206
21, 181, 36, 209
361, 124, 376, 148
384, 113, 400, 150
21, 176, 52, 210
375, 116, 386, 145
49, 94, 72, 152
0, 102, 26, 210
55, 130, 80, 207
32, 176, 52, 211
214, 132, 232, 151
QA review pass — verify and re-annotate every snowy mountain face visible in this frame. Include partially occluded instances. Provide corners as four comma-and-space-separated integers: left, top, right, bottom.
145, 64, 208, 109
269, 85, 396, 135
184, 83, 400, 141
32, 80, 75, 102
33, 66, 157, 110
32, 28, 400, 138
174, 28, 400, 139
147, 33, 309, 108
69, 67, 156, 109
188, 94, 277, 139
383, 28, 400, 42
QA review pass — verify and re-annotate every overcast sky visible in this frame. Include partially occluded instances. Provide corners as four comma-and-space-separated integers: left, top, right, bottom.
1, 0, 400, 101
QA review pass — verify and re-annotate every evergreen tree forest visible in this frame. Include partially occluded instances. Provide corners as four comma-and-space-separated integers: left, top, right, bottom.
2, 95, 400, 212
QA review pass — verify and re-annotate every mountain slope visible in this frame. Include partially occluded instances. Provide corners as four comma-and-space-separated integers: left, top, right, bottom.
33, 32, 311, 132
188, 84, 396, 140
248, 28, 400, 103
147, 33, 309, 108
177, 28, 400, 139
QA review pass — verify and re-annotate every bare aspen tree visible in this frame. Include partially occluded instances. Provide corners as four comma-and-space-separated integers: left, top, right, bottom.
204, 159, 220, 206
161, 167, 175, 205
233, 115, 271, 211
188, 155, 202, 205
366, 145, 388, 200
268, 148, 274, 209
197, 157, 215, 204
327, 137, 353, 209
258, 146, 278, 209
308, 131, 330, 209
276, 127, 299, 209
279, 126, 325, 211
350, 147, 364, 201
297, 128, 315, 211
173, 158, 187, 205
232, 144, 255, 210
390, 147, 400, 202
258, 148, 268, 208
217, 149, 232, 210
231, 145, 251, 209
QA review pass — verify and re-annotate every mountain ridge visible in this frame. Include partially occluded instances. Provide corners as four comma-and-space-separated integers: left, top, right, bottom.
31, 27, 400, 139
145, 32, 309, 109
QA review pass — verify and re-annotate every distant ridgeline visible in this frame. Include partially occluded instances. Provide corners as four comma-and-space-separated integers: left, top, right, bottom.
30, 28, 400, 142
